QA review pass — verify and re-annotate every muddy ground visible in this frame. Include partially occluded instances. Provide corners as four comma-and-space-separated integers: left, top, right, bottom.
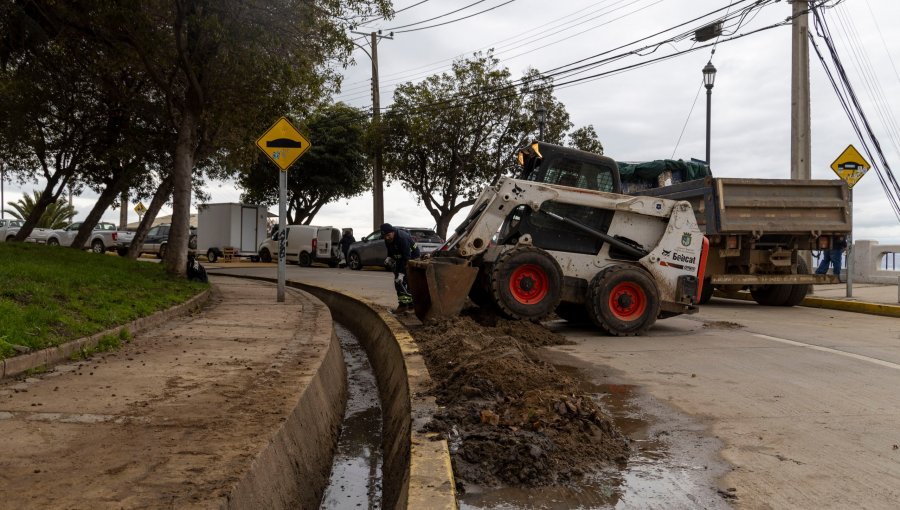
404, 307, 628, 493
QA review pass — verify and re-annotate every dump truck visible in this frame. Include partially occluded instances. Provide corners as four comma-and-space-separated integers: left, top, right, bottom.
407, 173, 709, 336
515, 142, 852, 306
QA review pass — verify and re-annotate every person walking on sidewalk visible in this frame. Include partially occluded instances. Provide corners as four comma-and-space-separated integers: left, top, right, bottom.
381, 223, 420, 314
816, 234, 848, 282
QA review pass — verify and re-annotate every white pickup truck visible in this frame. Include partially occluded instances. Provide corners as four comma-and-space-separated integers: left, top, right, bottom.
46, 222, 135, 253
1, 219, 24, 241
0, 219, 55, 243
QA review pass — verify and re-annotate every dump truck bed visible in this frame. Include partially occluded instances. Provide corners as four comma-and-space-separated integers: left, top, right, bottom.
633, 177, 851, 236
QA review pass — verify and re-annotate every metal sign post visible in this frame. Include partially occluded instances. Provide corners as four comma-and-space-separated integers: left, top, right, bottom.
278, 170, 287, 302
255, 116, 312, 303
829, 144, 869, 298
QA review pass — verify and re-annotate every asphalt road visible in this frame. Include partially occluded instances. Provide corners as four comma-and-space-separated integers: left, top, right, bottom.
213, 264, 900, 509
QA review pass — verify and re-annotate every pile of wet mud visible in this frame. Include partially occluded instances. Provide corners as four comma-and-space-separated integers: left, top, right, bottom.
408, 308, 628, 491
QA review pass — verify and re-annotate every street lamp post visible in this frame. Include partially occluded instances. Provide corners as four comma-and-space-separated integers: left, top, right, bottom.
702, 60, 717, 165
536, 107, 547, 140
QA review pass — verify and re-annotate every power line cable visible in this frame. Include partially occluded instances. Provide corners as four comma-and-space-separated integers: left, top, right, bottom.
338, 0, 770, 105
384, 0, 490, 31
392, 0, 520, 34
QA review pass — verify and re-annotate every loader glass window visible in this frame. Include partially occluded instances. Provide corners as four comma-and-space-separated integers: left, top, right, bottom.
543, 157, 614, 192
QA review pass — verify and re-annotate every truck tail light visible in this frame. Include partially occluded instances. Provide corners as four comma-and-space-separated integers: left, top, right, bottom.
112, 232, 118, 242
312, 238, 318, 252
817, 236, 831, 249
726, 235, 738, 249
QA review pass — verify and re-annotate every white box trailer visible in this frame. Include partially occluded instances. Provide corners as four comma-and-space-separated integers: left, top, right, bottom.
197, 203, 268, 262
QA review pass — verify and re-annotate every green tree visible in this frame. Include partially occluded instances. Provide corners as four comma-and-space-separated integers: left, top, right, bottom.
11, 0, 390, 276
239, 103, 370, 225
4, 191, 76, 229
568, 125, 604, 155
383, 54, 571, 238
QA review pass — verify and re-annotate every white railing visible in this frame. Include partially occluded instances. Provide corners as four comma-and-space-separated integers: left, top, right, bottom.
850, 240, 900, 284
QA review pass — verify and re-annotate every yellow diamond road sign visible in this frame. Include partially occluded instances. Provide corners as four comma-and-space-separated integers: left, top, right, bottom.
830, 144, 870, 189
134, 202, 146, 215
255, 117, 311, 171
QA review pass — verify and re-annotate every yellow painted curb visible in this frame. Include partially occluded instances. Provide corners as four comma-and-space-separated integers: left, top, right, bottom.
714, 290, 900, 319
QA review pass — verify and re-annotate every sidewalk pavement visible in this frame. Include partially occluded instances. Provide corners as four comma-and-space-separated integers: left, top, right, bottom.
0, 276, 336, 509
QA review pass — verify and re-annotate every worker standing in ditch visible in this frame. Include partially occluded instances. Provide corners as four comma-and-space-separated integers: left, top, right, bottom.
381, 223, 420, 314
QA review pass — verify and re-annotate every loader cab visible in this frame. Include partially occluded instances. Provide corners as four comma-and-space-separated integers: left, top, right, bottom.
515, 142, 622, 194
503, 143, 624, 256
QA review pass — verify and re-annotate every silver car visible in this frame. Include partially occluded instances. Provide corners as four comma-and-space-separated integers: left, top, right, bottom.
346, 227, 443, 270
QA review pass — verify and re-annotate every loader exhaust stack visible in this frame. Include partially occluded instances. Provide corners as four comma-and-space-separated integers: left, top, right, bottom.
407, 257, 478, 323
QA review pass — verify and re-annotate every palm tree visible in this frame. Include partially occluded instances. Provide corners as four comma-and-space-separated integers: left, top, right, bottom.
4, 191, 77, 229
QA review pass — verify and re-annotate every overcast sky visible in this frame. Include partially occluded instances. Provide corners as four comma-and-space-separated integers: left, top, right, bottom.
3, 0, 899, 244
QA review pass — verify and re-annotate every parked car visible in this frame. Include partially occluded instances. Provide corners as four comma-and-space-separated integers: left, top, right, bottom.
1, 219, 55, 243
0, 219, 23, 242
346, 227, 444, 270
46, 221, 134, 253
117, 224, 197, 258
257, 225, 341, 267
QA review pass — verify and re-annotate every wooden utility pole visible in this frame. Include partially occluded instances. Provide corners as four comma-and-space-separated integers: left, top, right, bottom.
791, 0, 811, 181
351, 30, 393, 231
371, 31, 384, 231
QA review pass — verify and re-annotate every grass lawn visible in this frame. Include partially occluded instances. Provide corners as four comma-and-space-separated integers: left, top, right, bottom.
0, 243, 207, 359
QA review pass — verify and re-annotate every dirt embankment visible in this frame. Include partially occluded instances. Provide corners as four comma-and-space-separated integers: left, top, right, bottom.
406, 308, 628, 492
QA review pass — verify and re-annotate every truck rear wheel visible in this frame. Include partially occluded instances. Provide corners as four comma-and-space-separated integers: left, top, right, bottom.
781, 259, 811, 307
587, 265, 660, 337
206, 249, 218, 263
298, 251, 312, 267
489, 246, 562, 321
91, 239, 105, 253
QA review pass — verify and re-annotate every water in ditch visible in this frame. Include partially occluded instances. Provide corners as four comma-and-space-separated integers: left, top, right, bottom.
459, 364, 728, 509
319, 323, 384, 509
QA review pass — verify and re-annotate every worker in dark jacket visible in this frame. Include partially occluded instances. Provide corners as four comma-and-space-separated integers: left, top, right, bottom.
339, 229, 355, 267
381, 223, 420, 314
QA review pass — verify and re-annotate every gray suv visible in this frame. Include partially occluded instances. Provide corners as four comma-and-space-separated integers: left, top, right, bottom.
346, 227, 443, 270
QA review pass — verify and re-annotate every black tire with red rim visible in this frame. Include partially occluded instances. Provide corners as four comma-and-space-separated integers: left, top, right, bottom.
587, 265, 661, 336
490, 246, 562, 321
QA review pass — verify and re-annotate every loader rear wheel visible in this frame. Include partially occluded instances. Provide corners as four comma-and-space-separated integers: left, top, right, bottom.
490, 247, 562, 321
587, 265, 660, 337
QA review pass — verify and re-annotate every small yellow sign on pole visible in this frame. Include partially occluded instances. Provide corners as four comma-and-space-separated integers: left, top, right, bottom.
255, 117, 311, 172
134, 202, 147, 215
830, 144, 870, 189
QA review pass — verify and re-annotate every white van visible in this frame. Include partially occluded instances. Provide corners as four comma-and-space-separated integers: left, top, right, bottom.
258, 225, 342, 267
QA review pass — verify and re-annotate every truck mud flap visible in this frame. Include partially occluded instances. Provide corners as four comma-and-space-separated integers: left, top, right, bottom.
407, 258, 479, 323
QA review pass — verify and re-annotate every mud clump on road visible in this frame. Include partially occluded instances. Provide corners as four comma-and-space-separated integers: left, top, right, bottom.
408, 308, 628, 491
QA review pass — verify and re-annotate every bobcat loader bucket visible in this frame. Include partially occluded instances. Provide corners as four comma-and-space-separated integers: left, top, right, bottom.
407, 257, 479, 323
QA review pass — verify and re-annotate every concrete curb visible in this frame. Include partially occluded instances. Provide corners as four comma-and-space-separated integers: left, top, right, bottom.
1, 289, 211, 380
225, 288, 346, 510
715, 290, 900, 318
215, 273, 457, 510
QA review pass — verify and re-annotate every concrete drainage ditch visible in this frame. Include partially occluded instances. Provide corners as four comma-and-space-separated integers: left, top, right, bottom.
216, 274, 457, 510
